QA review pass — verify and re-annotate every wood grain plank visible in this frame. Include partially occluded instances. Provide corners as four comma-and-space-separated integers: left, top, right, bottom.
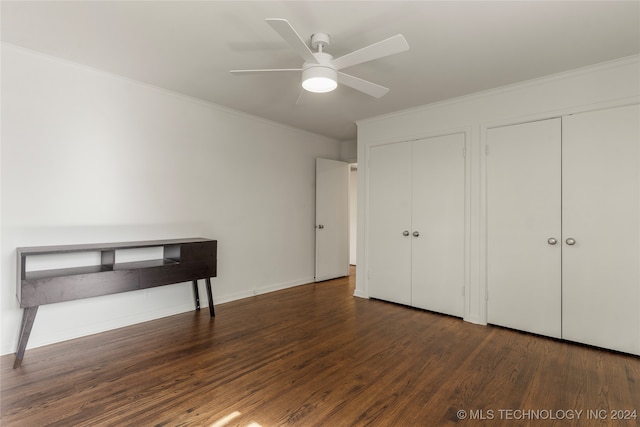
2, 269, 639, 426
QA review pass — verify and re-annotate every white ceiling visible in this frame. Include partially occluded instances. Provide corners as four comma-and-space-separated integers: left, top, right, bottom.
2, 1, 639, 141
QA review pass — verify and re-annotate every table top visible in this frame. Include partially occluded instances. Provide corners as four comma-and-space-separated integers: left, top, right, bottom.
17, 238, 215, 255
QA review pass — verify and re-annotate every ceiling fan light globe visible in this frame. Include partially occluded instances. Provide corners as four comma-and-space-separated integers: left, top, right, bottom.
302, 66, 337, 93
303, 77, 337, 93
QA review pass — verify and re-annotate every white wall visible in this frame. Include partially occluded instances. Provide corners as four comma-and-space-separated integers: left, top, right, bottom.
355, 55, 640, 325
340, 140, 357, 163
0, 44, 340, 355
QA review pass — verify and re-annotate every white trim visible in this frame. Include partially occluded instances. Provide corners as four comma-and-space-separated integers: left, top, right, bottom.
357, 54, 640, 128
481, 96, 640, 131
353, 289, 368, 299
214, 277, 316, 304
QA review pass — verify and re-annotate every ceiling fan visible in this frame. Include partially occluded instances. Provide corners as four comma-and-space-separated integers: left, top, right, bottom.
230, 18, 410, 98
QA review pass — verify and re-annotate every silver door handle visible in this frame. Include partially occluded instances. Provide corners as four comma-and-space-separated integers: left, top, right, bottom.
403, 230, 410, 237
413, 231, 420, 237
565, 238, 576, 246
317, 224, 324, 229
547, 238, 557, 245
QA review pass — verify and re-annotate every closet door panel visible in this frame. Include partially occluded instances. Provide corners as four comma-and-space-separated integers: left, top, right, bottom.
562, 104, 640, 355
486, 119, 562, 338
411, 133, 465, 316
368, 142, 412, 305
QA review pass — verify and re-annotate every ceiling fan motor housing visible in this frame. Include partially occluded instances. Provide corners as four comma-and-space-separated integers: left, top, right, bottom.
310, 32, 331, 50
302, 52, 337, 93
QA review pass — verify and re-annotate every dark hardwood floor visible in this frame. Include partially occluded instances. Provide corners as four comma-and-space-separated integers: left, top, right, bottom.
2, 268, 639, 426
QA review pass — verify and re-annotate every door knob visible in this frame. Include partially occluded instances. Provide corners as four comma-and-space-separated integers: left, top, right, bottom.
402, 230, 410, 237
317, 224, 324, 229
547, 238, 557, 245
412, 231, 420, 237
565, 238, 576, 246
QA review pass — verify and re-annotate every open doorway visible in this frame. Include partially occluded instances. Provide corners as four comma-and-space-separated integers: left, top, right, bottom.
349, 163, 357, 266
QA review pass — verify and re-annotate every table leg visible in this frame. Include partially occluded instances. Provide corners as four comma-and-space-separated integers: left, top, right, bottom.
205, 277, 215, 317
192, 280, 201, 310
14, 306, 38, 369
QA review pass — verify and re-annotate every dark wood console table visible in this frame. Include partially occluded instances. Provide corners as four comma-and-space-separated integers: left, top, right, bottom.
14, 238, 217, 368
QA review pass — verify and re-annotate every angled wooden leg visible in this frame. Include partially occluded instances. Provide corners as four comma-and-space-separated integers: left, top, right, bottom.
192, 280, 201, 310
14, 306, 38, 369
205, 277, 215, 317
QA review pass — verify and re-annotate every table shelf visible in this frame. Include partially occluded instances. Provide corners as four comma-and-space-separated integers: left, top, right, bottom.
14, 238, 217, 368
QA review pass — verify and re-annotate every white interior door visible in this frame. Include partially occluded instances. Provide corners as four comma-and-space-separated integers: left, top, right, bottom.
486, 119, 562, 338
411, 133, 466, 316
368, 142, 412, 305
562, 104, 640, 355
315, 158, 350, 282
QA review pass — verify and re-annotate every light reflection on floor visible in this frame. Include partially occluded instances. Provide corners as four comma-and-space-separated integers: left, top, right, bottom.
210, 411, 263, 427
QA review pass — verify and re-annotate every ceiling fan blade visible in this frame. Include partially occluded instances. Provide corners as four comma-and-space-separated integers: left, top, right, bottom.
230, 68, 301, 74
265, 18, 318, 64
337, 72, 389, 98
331, 34, 409, 70
296, 88, 309, 105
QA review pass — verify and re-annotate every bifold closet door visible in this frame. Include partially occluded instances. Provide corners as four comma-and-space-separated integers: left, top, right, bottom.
486, 118, 562, 338
411, 134, 465, 317
368, 134, 465, 313
368, 142, 412, 305
562, 104, 640, 355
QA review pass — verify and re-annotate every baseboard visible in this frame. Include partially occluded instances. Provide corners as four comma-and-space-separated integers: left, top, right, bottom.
214, 276, 316, 305
22, 303, 195, 352
353, 289, 368, 299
